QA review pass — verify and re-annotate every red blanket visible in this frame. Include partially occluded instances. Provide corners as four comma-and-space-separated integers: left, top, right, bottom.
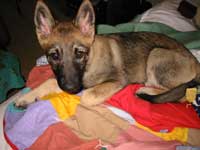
106, 84, 200, 132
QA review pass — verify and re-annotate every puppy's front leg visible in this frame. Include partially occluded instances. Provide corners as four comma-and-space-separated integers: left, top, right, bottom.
15, 78, 62, 107
81, 81, 124, 106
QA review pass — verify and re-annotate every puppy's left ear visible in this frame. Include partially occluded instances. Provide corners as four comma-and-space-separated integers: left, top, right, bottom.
74, 0, 95, 38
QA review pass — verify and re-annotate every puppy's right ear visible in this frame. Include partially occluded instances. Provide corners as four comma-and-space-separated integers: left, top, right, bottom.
74, 0, 95, 38
34, 1, 55, 39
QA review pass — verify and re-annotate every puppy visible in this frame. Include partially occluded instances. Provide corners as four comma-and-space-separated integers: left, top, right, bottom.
15, 0, 200, 107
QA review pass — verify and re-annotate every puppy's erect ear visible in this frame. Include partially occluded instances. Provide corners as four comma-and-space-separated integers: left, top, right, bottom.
74, 0, 95, 37
34, 0, 55, 37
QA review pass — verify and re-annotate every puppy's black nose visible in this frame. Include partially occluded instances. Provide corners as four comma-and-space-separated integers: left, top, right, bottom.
63, 84, 82, 94
58, 79, 82, 94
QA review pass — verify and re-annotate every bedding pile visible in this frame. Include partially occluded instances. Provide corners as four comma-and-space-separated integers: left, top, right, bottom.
3, 66, 200, 150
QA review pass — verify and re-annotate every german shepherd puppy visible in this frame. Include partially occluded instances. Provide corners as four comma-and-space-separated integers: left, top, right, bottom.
15, 0, 200, 107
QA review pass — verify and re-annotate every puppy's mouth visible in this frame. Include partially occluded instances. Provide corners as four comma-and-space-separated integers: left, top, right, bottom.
53, 66, 84, 94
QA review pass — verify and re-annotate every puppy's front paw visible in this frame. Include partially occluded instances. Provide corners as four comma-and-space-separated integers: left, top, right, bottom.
14, 96, 37, 108
14, 100, 30, 109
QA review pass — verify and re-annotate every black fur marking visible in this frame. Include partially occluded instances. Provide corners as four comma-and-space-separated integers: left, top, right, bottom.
137, 79, 200, 103
136, 93, 155, 103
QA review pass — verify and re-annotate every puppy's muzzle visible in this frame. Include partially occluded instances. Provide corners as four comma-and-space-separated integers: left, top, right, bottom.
57, 76, 83, 94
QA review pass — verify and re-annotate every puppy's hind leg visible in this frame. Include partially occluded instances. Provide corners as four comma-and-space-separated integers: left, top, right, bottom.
136, 86, 167, 96
137, 48, 198, 103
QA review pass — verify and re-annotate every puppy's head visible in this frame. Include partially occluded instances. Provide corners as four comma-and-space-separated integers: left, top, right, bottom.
34, 0, 95, 94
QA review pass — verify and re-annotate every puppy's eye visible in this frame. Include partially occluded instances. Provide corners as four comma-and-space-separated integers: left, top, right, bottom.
74, 47, 85, 59
48, 46, 60, 61
50, 52, 59, 60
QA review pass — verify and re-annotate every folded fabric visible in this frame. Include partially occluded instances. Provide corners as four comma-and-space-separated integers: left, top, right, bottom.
4, 101, 58, 149
135, 122, 188, 143
107, 125, 180, 150
29, 122, 99, 150
64, 104, 130, 143
4, 98, 180, 150
41, 92, 80, 120
0, 50, 24, 103
176, 146, 200, 150
106, 84, 200, 132
36, 55, 48, 66
26, 65, 54, 89
97, 22, 200, 50
108, 106, 197, 145
63, 104, 180, 149
29, 121, 180, 150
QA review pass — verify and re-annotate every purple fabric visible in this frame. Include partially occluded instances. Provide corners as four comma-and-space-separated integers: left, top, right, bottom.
176, 146, 200, 150
4, 100, 58, 149
4, 110, 24, 131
